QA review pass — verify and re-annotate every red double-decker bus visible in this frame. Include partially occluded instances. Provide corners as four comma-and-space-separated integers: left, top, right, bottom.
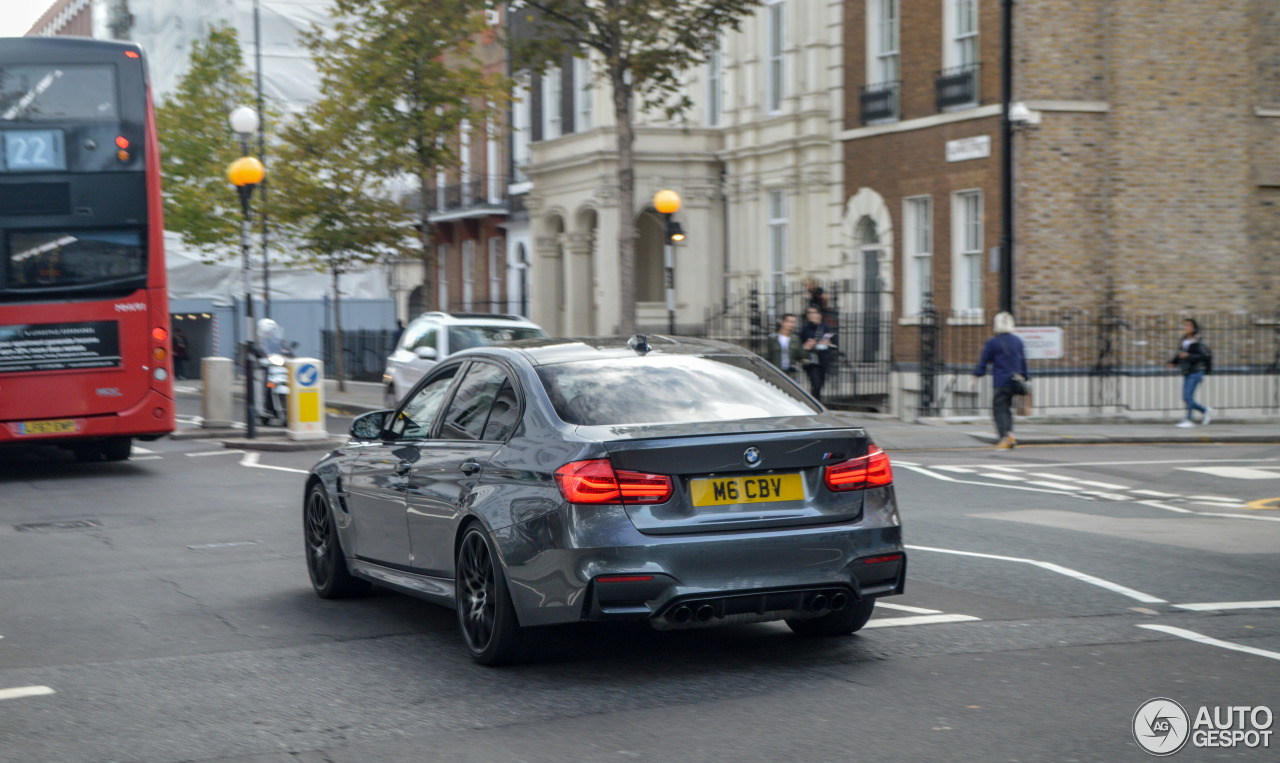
0, 37, 174, 461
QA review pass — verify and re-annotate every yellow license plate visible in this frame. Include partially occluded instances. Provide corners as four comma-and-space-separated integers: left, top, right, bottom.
20, 419, 77, 435
690, 473, 805, 507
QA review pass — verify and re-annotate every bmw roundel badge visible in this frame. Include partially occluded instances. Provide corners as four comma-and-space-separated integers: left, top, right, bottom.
744, 447, 761, 467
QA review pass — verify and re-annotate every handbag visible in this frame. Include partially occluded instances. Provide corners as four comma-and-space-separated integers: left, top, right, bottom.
1000, 335, 1030, 396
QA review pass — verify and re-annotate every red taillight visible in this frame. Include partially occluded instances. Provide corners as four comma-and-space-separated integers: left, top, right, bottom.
554, 459, 673, 505
152, 327, 168, 342
824, 447, 893, 492
862, 553, 903, 565
116, 136, 130, 149
124, 50, 140, 58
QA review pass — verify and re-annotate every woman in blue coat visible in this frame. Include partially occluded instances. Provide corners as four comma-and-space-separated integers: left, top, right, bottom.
972, 312, 1028, 449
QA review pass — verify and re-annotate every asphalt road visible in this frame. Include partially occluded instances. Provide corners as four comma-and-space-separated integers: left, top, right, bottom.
1, 393, 1278, 762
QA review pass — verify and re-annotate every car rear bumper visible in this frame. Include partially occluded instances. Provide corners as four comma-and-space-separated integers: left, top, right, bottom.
492, 486, 905, 627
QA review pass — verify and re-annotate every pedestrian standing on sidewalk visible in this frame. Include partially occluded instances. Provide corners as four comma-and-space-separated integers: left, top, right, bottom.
173, 327, 189, 380
1167, 317, 1214, 427
799, 306, 836, 404
765, 313, 804, 379
972, 311, 1028, 449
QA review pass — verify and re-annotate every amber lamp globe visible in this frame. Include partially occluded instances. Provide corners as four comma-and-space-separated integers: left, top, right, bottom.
653, 189, 681, 215
227, 156, 265, 187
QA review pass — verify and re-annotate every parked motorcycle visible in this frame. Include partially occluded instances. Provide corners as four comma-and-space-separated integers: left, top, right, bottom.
255, 319, 295, 426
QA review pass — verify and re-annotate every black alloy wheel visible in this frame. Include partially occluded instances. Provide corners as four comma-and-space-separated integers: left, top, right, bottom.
304, 485, 371, 598
786, 597, 876, 637
455, 525, 524, 665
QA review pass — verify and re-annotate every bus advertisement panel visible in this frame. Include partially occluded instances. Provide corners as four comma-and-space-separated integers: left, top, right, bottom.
0, 38, 175, 461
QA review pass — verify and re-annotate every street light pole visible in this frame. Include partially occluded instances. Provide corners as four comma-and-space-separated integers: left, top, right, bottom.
229, 106, 265, 439
999, 0, 1015, 316
253, 0, 270, 319
653, 189, 683, 335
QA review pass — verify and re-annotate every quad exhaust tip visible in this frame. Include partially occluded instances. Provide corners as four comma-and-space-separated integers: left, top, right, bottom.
830, 592, 849, 611
671, 605, 692, 624
809, 594, 828, 613
695, 604, 715, 623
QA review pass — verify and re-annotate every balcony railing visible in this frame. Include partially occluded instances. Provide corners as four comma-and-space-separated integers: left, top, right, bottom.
859, 80, 900, 124
428, 175, 508, 218
935, 63, 980, 110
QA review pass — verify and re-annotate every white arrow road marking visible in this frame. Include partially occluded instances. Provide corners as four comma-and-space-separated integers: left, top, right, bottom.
865, 614, 981, 629
186, 449, 245, 457
239, 452, 309, 475
1173, 600, 1280, 612
1137, 624, 1280, 662
876, 602, 943, 615
0, 686, 55, 702
905, 544, 1167, 603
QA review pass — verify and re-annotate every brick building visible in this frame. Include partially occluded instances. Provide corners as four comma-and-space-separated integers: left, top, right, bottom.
842, 0, 1280, 326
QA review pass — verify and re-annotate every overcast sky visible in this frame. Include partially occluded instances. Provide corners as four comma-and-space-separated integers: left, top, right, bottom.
0, 6, 48, 39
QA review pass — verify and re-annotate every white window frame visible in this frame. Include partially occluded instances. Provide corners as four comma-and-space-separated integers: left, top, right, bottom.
462, 240, 476, 312
952, 190, 983, 315
486, 116, 501, 203
460, 119, 471, 195
767, 189, 788, 306
706, 37, 723, 126
866, 0, 900, 86
574, 54, 592, 131
944, 0, 979, 70
542, 66, 561, 140
488, 237, 502, 306
766, 0, 785, 113
437, 243, 449, 310
903, 195, 932, 316
512, 73, 531, 183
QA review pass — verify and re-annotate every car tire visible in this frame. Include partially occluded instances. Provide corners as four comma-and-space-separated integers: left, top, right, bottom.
101, 437, 131, 462
304, 484, 372, 599
455, 524, 525, 666
785, 597, 876, 637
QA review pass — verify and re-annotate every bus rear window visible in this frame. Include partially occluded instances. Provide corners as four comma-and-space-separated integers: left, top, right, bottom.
0, 65, 118, 122
6, 229, 145, 292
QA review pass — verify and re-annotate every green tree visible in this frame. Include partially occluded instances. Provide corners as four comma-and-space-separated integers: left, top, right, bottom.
272, 100, 414, 391
510, 0, 761, 334
303, 0, 510, 301
155, 26, 256, 257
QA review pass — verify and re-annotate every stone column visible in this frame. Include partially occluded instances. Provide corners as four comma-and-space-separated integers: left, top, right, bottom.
532, 236, 563, 335
562, 231, 595, 336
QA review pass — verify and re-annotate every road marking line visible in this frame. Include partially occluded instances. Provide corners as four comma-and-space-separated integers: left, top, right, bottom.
905, 544, 1166, 603
939, 458, 1280, 470
1137, 624, 1280, 662
1130, 489, 1179, 497
1075, 479, 1132, 491
132, 445, 156, 454
1191, 501, 1246, 509
983, 473, 1027, 481
984, 465, 1026, 472
1136, 499, 1194, 514
934, 465, 976, 473
131, 455, 163, 461
239, 452, 309, 475
1193, 510, 1280, 523
1027, 480, 1085, 491
0, 686, 55, 701
1080, 491, 1132, 501
186, 449, 245, 457
864, 614, 981, 629
893, 459, 920, 466
1029, 472, 1076, 481
898, 465, 1082, 497
1178, 466, 1280, 480
1189, 495, 1240, 502
1173, 600, 1280, 612
1245, 497, 1280, 511
187, 541, 260, 550
875, 602, 943, 615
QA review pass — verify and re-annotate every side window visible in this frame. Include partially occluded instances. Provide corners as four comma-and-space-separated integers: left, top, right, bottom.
439, 363, 507, 441
481, 381, 519, 441
411, 325, 439, 352
391, 366, 459, 439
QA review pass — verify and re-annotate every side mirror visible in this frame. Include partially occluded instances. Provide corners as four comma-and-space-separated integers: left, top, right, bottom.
414, 346, 439, 361
349, 410, 392, 440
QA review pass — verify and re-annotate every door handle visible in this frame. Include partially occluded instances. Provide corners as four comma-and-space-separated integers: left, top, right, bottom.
459, 460, 482, 476
395, 461, 413, 475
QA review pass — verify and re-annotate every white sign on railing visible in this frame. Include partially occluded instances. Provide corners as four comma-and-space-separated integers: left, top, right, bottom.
1014, 327, 1064, 360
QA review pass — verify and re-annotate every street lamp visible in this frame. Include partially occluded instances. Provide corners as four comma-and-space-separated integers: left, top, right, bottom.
653, 189, 682, 334
228, 107, 264, 438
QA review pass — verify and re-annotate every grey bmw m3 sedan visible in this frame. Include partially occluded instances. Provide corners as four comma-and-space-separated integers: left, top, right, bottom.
304, 335, 905, 665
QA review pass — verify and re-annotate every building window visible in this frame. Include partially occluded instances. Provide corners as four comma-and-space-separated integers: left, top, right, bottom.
861, 0, 899, 123
953, 0, 978, 68
512, 74, 531, 183
767, 190, 787, 300
953, 190, 983, 314
460, 119, 471, 197
574, 54, 592, 131
874, 0, 899, 84
437, 243, 449, 310
706, 37, 722, 126
542, 66, 561, 140
489, 237, 503, 307
486, 117, 501, 203
766, 0, 785, 113
904, 196, 932, 316
937, 0, 980, 110
462, 240, 475, 311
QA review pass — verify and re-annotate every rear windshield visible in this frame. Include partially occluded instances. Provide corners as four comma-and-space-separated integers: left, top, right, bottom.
536, 355, 820, 426
448, 325, 546, 352
5, 229, 146, 294
0, 64, 118, 122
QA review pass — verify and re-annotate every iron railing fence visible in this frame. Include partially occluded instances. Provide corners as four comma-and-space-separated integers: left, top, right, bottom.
645, 279, 895, 411
321, 329, 399, 383
914, 306, 1280, 417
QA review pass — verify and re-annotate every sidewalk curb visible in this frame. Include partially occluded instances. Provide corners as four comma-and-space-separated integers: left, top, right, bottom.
220, 437, 345, 452
967, 432, 1280, 446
